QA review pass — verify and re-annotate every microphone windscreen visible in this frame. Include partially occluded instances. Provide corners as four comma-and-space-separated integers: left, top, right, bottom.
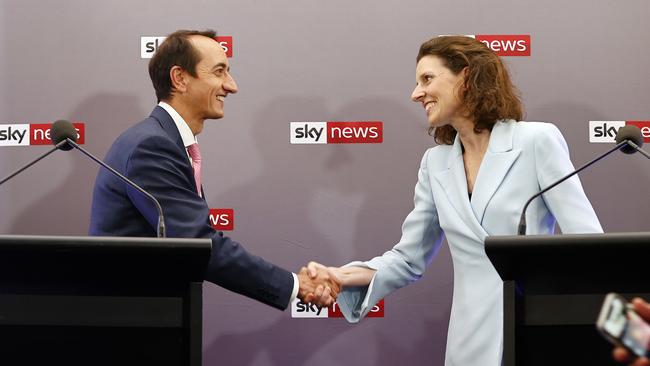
615, 125, 644, 154
51, 120, 77, 151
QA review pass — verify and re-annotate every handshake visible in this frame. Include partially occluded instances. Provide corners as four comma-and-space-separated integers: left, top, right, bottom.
296, 262, 342, 307
295, 262, 376, 307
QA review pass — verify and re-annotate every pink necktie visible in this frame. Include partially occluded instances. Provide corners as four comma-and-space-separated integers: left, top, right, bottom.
187, 143, 202, 195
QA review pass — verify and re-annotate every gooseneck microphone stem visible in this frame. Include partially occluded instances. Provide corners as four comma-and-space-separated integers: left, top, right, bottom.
517, 139, 631, 235
0, 140, 70, 187
626, 140, 650, 159
64, 138, 167, 238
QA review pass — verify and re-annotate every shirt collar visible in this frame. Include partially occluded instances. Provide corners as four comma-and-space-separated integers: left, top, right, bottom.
158, 101, 197, 148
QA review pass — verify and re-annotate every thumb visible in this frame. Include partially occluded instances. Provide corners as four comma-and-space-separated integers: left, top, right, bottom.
632, 298, 650, 321
307, 261, 324, 278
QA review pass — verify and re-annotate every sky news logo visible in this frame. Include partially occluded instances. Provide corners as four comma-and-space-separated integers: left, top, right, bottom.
290, 121, 383, 144
589, 121, 650, 143
465, 34, 531, 56
141, 36, 233, 59
209, 208, 234, 231
0, 123, 85, 147
291, 299, 385, 318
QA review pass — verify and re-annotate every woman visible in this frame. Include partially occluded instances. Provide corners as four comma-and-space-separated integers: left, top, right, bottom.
309, 36, 603, 365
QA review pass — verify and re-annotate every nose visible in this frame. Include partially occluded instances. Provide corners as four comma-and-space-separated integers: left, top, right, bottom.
411, 84, 424, 102
224, 72, 238, 94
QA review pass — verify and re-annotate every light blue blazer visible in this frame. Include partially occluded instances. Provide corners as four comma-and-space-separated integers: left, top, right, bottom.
337, 120, 603, 366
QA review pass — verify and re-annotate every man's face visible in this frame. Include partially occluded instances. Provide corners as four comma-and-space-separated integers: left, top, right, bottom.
184, 35, 238, 121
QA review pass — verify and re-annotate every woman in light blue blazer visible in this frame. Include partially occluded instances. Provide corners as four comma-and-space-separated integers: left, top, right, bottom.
308, 36, 603, 366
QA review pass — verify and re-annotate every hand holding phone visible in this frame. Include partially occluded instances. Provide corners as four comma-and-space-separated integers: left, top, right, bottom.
597, 293, 650, 364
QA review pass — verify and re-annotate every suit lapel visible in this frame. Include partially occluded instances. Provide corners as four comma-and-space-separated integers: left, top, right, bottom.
151, 106, 187, 155
149, 106, 199, 192
471, 120, 521, 224
433, 136, 488, 239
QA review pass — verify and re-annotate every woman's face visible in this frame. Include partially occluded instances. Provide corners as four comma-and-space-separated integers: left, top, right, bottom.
411, 55, 467, 128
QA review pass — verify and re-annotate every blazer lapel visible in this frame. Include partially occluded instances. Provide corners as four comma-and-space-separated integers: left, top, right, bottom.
433, 136, 488, 240
150, 106, 187, 155
149, 106, 198, 189
471, 120, 521, 224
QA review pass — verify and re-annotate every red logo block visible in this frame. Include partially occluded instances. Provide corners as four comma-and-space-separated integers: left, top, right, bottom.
474, 34, 530, 56
329, 299, 384, 318
626, 121, 650, 143
327, 121, 383, 144
29, 122, 85, 145
209, 208, 234, 231
215, 36, 233, 58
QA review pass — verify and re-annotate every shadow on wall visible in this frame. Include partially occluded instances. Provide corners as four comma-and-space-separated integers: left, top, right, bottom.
202, 95, 451, 365
8, 93, 145, 235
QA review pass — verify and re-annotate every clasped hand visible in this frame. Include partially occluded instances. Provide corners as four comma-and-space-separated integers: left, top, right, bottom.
297, 261, 341, 307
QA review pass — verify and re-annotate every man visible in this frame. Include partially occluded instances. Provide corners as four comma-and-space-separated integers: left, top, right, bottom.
89, 29, 336, 309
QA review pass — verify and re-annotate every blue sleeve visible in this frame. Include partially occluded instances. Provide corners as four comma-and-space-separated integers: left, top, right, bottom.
126, 135, 295, 310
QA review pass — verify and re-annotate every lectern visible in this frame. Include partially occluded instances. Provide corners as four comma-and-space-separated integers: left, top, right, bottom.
486, 232, 650, 365
0, 235, 211, 366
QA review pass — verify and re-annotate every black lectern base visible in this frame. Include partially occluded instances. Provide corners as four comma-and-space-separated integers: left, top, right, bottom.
0, 325, 185, 366
519, 325, 617, 366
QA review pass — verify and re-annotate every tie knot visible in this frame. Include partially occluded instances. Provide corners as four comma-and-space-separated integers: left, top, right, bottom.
187, 143, 201, 162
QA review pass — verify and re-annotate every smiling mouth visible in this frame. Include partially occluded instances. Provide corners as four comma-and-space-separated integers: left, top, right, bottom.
216, 95, 225, 102
424, 101, 436, 112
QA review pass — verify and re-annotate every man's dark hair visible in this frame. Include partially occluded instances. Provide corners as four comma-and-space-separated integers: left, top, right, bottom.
148, 29, 217, 102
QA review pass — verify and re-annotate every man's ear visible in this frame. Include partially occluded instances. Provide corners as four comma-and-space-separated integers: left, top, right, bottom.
170, 65, 188, 93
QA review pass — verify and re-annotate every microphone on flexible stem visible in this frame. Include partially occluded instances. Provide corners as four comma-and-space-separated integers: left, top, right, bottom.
615, 125, 650, 159
0, 121, 77, 187
517, 125, 646, 235
52, 120, 167, 238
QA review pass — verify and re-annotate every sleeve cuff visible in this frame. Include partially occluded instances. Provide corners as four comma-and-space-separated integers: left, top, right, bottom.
289, 272, 299, 304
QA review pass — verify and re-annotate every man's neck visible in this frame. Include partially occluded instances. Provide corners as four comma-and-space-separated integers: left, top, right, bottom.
164, 99, 203, 135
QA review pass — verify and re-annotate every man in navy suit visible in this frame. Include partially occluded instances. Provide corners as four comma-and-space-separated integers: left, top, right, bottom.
89, 29, 337, 310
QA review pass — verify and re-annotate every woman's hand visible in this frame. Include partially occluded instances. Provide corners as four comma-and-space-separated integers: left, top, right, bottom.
306, 261, 376, 287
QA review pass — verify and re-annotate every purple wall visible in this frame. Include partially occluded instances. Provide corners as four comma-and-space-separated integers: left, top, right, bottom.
1, 1, 649, 364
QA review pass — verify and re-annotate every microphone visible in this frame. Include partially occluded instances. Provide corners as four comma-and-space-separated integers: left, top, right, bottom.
615, 125, 650, 159
0, 120, 77, 187
52, 120, 167, 238
517, 125, 647, 235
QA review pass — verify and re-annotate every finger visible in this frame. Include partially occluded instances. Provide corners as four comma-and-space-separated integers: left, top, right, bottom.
321, 286, 332, 302
307, 261, 326, 278
306, 292, 318, 304
613, 347, 632, 362
632, 298, 650, 320
633, 357, 650, 366
329, 277, 342, 293
327, 283, 339, 298
314, 285, 324, 300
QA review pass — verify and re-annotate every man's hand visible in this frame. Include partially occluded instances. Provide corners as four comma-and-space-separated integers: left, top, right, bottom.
297, 262, 341, 307
613, 298, 650, 366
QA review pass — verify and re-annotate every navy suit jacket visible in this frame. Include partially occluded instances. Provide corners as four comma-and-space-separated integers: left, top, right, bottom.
89, 106, 294, 310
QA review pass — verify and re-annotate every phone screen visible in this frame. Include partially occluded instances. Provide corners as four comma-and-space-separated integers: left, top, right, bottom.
622, 310, 650, 357
602, 296, 650, 358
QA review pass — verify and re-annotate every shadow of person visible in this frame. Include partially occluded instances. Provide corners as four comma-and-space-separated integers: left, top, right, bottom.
326, 96, 452, 366
6, 93, 145, 235
201, 95, 451, 365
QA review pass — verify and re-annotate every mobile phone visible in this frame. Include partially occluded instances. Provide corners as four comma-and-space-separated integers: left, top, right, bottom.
597, 293, 650, 358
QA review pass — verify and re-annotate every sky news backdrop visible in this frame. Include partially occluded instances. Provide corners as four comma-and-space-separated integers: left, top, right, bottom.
1, 1, 649, 365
